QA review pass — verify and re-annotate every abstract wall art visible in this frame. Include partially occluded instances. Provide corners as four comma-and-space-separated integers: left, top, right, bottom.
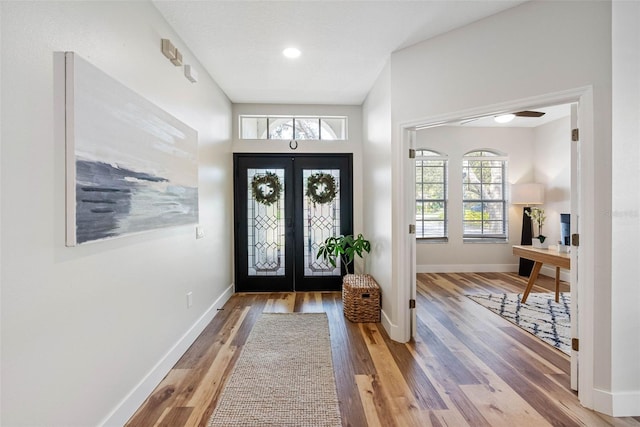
64, 52, 198, 246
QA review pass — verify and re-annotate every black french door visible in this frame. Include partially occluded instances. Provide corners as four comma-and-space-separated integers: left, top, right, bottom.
234, 154, 353, 292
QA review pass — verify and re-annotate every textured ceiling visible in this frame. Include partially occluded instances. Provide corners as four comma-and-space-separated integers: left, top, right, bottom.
153, 1, 526, 105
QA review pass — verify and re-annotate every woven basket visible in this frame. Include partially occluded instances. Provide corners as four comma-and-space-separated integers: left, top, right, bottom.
342, 274, 381, 323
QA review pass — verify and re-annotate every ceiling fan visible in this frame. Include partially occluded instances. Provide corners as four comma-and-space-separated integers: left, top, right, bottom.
509, 110, 546, 118
460, 110, 545, 125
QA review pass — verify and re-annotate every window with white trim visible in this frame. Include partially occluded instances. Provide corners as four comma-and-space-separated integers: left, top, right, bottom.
462, 150, 507, 241
240, 116, 347, 140
415, 149, 447, 240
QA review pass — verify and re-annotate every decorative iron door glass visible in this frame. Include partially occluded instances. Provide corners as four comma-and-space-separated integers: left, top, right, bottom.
247, 168, 286, 277
234, 154, 353, 292
303, 169, 341, 277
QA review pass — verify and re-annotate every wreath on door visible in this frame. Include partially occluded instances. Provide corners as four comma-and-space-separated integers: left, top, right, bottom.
252, 172, 282, 206
306, 172, 337, 205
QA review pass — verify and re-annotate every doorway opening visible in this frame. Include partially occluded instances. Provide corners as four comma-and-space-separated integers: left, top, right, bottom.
402, 96, 584, 395
233, 153, 353, 292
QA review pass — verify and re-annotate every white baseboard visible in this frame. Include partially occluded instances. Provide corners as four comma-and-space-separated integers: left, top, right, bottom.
417, 263, 571, 282
99, 284, 234, 427
612, 390, 640, 416
540, 265, 571, 282
593, 388, 640, 417
593, 388, 614, 415
380, 309, 402, 342
417, 264, 516, 273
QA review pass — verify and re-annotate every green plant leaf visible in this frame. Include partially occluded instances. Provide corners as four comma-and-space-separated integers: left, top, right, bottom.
315, 233, 372, 273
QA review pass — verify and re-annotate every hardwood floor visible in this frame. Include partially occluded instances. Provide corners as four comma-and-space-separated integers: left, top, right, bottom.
127, 273, 640, 427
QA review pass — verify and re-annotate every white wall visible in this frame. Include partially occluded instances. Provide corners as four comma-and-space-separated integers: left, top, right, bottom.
0, 2, 233, 426
533, 117, 571, 246
375, 0, 628, 415
415, 126, 535, 271
362, 62, 395, 332
611, 0, 640, 415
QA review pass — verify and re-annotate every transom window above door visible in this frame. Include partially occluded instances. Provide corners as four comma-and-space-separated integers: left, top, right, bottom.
240, 115, 347, 141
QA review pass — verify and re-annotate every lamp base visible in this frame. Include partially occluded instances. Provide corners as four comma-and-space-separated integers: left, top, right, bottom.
518, 206, 534, 276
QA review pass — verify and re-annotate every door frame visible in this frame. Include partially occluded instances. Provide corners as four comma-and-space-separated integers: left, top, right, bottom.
233, 153, 353, 292
397, 86, 595, 407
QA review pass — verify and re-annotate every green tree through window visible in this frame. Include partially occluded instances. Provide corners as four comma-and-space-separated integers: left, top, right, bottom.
462, 150, 507, 239
415, 149, 447, 239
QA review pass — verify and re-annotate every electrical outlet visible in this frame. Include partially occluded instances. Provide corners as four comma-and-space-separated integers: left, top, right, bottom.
187, 291, 193, 308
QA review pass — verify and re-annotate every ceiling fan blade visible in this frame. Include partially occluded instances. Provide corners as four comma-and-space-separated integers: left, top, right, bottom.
460, 117, 480, 125
514, 110, 545, 118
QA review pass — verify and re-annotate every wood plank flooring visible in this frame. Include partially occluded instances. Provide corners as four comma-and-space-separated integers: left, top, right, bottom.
127, 273, 640, 427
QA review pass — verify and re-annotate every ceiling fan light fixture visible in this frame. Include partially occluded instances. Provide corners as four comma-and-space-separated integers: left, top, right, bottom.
282, 47, 301, 59
494, 113, 516, 123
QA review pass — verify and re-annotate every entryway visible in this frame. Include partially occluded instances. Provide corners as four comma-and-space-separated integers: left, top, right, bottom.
233, 153, 353, 292
402, 91, 590, 400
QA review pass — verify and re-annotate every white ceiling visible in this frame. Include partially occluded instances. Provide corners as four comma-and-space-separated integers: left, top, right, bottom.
153, 0, 526, 105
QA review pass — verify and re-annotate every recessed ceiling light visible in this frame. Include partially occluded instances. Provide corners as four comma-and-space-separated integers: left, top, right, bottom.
494, 113, 516, 123
282, 47, 301, 59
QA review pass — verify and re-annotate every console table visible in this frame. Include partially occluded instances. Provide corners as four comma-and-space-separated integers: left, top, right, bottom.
512, 245, 571, 303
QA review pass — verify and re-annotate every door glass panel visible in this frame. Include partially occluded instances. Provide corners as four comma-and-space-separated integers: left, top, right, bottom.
247, 168, 285, 276
320, 118, 346, 140
294, 118, 320, 140
240, 117, 268, 139
268, 118, 294, 140
303, 169, 341, 277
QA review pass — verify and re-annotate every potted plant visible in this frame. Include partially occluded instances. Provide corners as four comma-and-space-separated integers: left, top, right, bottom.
526, 207, 548, 248
316, 233, 371, 276
318, 234, 379, 323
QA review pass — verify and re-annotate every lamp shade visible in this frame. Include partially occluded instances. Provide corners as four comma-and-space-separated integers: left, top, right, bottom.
511, 183, 544, 205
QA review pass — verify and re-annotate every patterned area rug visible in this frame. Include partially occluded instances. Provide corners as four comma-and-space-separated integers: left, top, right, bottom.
467, 292, 571, 355
207, 313, 342, 427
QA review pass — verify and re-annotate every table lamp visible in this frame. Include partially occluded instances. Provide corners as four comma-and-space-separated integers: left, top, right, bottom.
511, 183, 545, 276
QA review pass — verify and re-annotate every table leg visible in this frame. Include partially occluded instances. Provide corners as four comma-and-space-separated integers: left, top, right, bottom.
555, 266, 561, 302
522, 261, 543, 304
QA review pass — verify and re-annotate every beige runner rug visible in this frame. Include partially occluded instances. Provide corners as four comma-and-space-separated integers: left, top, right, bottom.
207, 313, 342, 427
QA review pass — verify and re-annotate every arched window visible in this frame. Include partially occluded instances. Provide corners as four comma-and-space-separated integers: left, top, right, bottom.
462, 150, 507, 240
415, 149, 447, 240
